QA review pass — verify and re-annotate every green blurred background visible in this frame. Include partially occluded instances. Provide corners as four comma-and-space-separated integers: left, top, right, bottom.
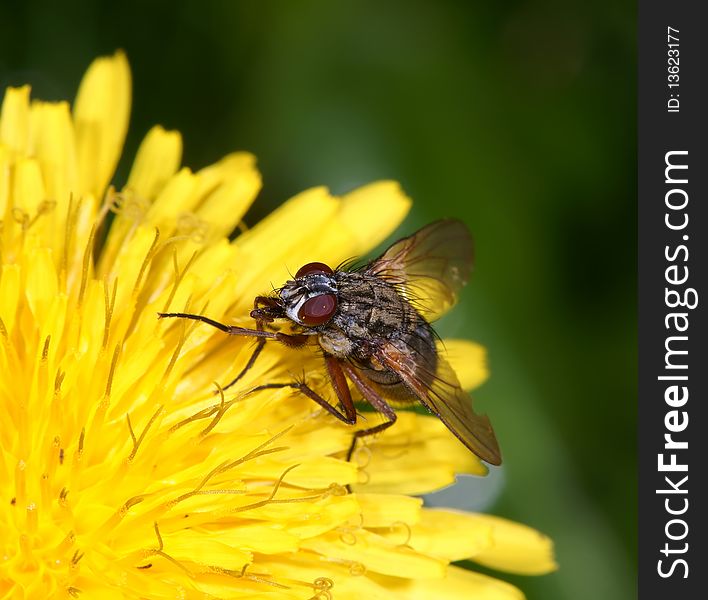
1, 1, 636, 598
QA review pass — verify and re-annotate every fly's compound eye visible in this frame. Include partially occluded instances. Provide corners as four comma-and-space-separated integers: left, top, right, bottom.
295, 262, 333, 278
298, 293, 337, 326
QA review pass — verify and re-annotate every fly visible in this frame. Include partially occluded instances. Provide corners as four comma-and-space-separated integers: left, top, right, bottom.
159, 220, 501, 465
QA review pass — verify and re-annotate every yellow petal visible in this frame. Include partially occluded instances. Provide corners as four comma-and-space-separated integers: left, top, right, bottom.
373, 565, 526, 600
259, 555, 399, 600
352, 413, 486, 496
194, 152, 256, 197
0, 152, 10, 218
73, 51, 131, 199
468, 514, 558, 575
442, 338, 489, 391
404, 509, 493, 562
24, 247, 58, 321
0, 264, 20, 333
356, 493, 422, 528
126, 125, 182, 201
237, 456, 358, 489
250, 495, 361, 540
28, 100, 78, 202
191, 523, 300, 555
232, 186, 339, 299
105, 225, 159, 312
294, 180, 412, 274
156, 529, 256, 565
231, 181, 411, 308
195, 152, 262, 239
300, 529, 446, 579
12, 158, 45, 215
76, 279, 106, 356
0, 85, 31, 153
145, 167, 199, 224
336, 180, 412, 255
27, 100, 78, 252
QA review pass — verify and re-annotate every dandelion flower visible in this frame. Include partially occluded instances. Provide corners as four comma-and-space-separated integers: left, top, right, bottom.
0, 52, 556, 599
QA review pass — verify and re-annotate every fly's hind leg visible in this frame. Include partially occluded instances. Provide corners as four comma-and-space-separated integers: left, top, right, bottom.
341, 364, 397, 463
247, 355, 357, 425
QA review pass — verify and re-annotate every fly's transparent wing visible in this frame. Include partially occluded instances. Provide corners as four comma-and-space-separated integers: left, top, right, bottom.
375, 339, 501, 465
366, 220, 473, 321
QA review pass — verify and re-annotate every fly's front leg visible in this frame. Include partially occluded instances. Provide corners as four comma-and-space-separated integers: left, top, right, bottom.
220, 295, 306, 391
160, 299, 312, 393
220, 330, 309, 391
220, 296, 276, 391
158, 312, 279, 340
251, 295, 280, 326
159, 307, 276, 392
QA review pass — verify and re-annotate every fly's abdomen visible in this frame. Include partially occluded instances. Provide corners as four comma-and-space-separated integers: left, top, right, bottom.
360, 321, 438, 403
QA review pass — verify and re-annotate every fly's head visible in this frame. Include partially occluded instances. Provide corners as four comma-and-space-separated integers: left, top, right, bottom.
251, 262, 339, 329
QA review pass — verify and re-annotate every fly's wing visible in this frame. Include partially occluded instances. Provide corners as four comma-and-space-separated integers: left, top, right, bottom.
375, 339, 502, 465
366, 220, 473, 321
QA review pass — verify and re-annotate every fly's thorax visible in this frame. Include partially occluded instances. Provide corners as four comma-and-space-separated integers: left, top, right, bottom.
279, 272, 338, 326
333, 271, 424, 340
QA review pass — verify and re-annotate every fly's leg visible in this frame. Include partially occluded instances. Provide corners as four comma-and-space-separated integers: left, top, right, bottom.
159, 296, 281, 339
220, 338, 266, 391
220, 331, 310, 392
157, 312, 279, 340
217, 296, 307, 391
160, 297, 311, 392
248, 355, 357, 424
341, 364, 397, 462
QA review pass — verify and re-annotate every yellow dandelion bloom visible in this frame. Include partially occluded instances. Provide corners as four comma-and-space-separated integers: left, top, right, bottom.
0, 52, 556, 599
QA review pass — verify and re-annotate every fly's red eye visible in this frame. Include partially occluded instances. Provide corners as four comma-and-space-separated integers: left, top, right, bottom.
297, 294, 337, 326
295, 262, 333, 278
